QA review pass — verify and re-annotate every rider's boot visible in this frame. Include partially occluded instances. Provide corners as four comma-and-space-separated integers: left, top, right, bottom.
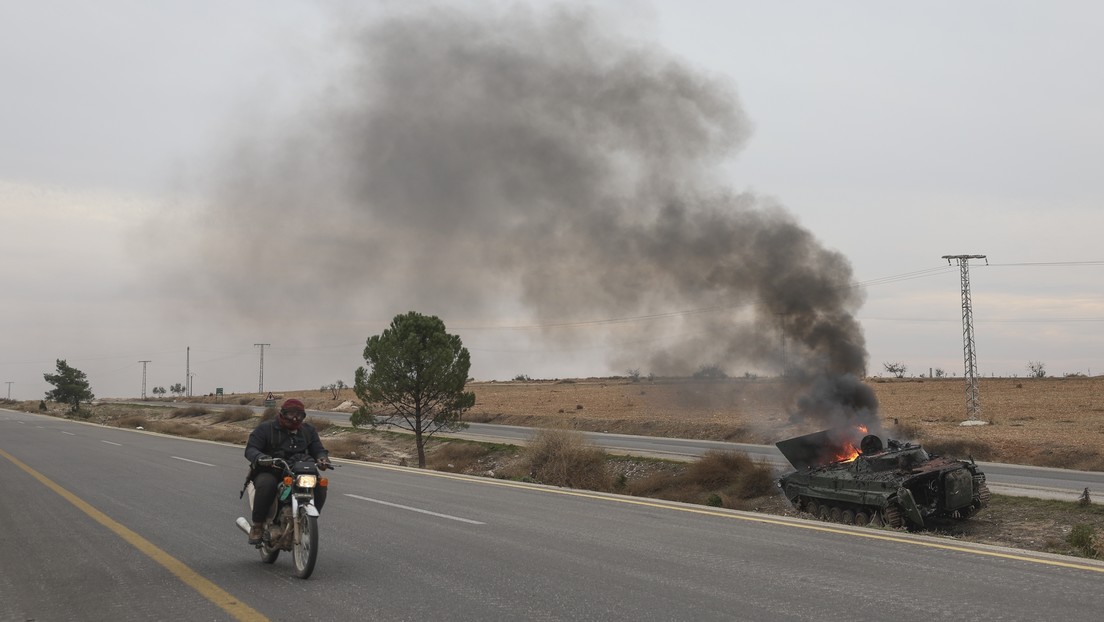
248, 522, 263, 545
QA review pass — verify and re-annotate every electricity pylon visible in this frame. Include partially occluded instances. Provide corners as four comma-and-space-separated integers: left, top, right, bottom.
942, 254, 987, 423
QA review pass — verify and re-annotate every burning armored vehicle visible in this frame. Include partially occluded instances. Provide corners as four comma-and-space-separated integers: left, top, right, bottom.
776, 426, 990, 529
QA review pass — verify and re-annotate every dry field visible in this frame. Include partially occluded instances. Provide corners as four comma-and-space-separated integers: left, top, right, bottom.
465, 376, 1104, 471
212, 375, 1104, 470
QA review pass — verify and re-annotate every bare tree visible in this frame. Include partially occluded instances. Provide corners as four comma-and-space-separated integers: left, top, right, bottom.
883, 362, 907, 378
1027, 361, 1047, 378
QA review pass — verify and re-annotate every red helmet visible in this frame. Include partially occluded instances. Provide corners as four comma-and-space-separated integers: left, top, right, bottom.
278, 398, 306, 431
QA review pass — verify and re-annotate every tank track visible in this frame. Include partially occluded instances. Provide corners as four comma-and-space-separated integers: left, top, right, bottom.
799, 497, 877, 527
977, 482, 991, 506
883, 504, 904, 529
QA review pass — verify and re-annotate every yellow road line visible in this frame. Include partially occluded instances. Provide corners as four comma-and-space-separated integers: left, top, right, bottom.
0, 448, 268, 622
359, 460, 1104, 574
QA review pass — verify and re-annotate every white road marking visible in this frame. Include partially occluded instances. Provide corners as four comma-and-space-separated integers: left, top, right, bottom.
102, 440, 122, 446
345, 494, 486, 525
172, 456, 215, 467
61, 431, 75, 436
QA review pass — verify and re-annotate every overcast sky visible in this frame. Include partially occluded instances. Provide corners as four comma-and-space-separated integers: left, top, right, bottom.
3, 1, 1101, 401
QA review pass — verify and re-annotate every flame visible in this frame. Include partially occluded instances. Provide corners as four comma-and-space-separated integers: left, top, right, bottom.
832, 442, 861, 463
831, 424, 869, 463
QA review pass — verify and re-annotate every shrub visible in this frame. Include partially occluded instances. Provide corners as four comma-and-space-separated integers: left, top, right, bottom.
427, 442, 491, 472
211, 407, 254, 423
169, 406, 210, 418
515, 429, 612, 490
1068, 524, 1097, 557
692, 365, 727, 380
325, 437, 367, 460
238, 397, 254, 405
624, 450, 775, 506
308, 417, 333, 433
116, 415, 148, 428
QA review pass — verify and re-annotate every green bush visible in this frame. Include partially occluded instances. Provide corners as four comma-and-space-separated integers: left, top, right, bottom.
1068, 524, 1097, 556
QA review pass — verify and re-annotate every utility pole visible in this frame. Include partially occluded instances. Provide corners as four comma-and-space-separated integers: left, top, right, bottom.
254, 343, 270, 394
186, 346, 190, 397
5, 381, 12, 400
942, 254, 987, 425
139, 360, 152, 399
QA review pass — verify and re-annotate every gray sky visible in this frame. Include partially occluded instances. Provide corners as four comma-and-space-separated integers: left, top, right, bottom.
2, 1, 1101, 401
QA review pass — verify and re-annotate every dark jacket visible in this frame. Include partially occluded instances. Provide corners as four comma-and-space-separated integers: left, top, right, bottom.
244, 419, 329, 469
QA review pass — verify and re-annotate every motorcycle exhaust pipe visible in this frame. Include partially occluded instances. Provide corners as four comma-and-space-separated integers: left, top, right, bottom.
235, 516, 252, 535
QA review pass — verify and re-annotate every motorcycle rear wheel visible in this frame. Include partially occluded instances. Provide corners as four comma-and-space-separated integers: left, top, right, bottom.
293, 512, 319, 579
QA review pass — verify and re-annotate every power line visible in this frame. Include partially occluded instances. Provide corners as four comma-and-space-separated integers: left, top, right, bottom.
989, 261, 1104, 267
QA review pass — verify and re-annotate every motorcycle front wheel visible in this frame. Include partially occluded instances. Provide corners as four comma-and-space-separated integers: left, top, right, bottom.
258, 538, 279, 564
293, 511, 319, 579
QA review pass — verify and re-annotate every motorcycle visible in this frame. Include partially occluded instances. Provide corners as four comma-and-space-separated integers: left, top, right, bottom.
235, 456, 332, 579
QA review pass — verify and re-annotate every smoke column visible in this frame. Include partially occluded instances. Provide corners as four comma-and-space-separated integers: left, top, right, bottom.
168, 4, 877, 428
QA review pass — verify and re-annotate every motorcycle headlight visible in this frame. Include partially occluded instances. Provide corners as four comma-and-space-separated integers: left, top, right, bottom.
295, 474, 318, 488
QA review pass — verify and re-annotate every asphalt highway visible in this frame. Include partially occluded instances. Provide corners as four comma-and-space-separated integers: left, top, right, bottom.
4, 407, 1104, 621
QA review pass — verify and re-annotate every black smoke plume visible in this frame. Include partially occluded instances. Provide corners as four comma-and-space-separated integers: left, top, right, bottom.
168, 4, 877, 428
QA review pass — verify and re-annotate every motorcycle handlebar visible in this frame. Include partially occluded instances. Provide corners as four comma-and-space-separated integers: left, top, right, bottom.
258, 457, 337, 471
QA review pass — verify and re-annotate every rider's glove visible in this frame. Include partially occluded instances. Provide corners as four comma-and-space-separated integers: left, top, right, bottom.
253, 454, 274, 468
317, 456, 332, 470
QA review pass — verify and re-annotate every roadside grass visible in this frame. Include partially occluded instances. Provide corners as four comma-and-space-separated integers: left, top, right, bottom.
167, 405, 211, 418
426, 440, 519, 474
622, 450, 776, 508
426, 442, 491, 473
116, 415, 149, 428
953, 494, 1104, 559
211, 407, 255, 424
308, 417, 333, 433
504, 428, 614, 491
323, 435, 371, 459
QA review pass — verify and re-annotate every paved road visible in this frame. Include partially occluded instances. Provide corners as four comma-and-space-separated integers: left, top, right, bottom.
134, 400, 1104, 503
4, 407, 1104, 621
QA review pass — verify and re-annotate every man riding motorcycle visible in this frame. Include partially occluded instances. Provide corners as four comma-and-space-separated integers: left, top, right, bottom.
244, 398, 331, 544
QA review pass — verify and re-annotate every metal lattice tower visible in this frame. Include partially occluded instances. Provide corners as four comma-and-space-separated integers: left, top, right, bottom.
139, 360, 151, 399
942, 255, 987, 422
254, 343, 270, 393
